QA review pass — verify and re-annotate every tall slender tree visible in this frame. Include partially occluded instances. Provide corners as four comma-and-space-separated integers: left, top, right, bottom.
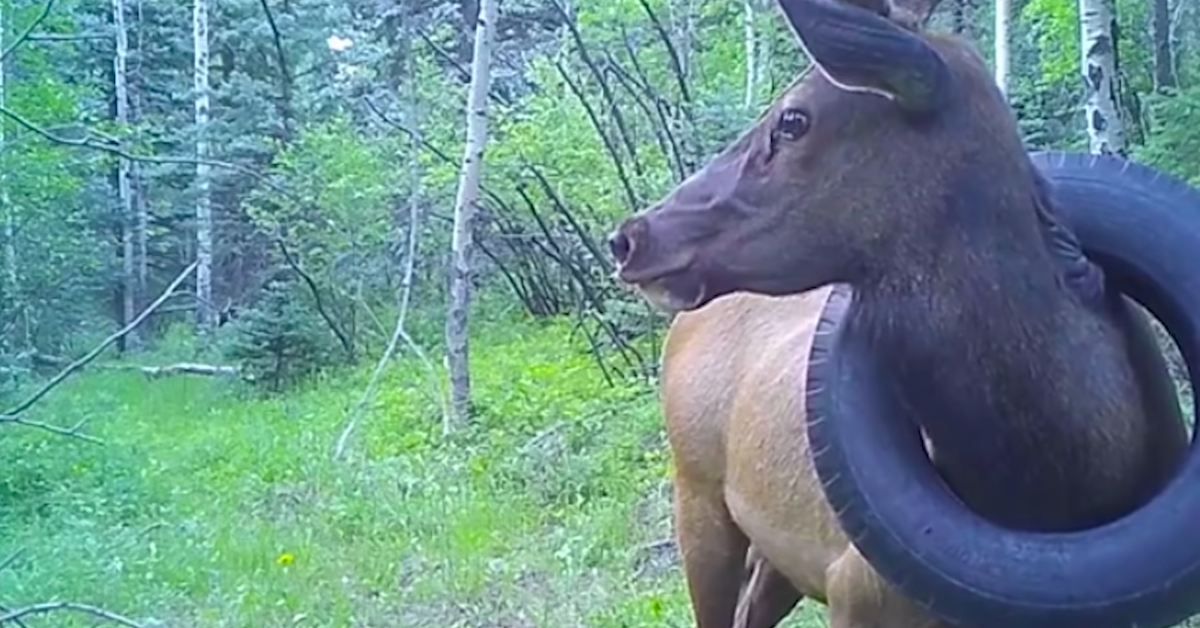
1153, 0, 1176, 90
445, 0, 498, 427
114, 0, 137, 349
193, 0, 214, 331
994, 0, 1010, 95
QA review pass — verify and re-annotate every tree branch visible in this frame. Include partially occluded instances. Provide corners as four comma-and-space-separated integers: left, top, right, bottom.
0, 601, 145, 627
0, 262, 199, 442
0, 548, 23, 573
25, 32, 110, 42
275, 238, 355, 360
0, 0, 56, 63
257, 0, 294, 140
0, 104, 300, 202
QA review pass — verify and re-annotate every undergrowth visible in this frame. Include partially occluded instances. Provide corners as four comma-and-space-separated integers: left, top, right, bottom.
0, 314, 822, 627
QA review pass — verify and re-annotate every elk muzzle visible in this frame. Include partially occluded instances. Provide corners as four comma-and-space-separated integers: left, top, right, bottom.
608, 212, 715, 311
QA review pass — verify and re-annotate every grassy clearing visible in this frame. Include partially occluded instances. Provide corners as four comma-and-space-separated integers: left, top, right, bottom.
0, 315, 824, 627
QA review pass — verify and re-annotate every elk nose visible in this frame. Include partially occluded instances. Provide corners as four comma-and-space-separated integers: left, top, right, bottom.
608, 227, 634, 265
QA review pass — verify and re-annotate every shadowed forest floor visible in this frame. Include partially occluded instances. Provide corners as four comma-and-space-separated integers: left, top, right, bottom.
0, 316, 827, 628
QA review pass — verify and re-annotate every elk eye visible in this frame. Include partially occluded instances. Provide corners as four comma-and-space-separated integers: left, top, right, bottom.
773, 108, 810, 141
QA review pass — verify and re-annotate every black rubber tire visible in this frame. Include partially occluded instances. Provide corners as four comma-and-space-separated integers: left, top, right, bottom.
805, 150, 1200, 628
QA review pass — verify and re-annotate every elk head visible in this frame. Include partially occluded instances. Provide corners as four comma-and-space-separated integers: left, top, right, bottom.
607, 0, 1029, 311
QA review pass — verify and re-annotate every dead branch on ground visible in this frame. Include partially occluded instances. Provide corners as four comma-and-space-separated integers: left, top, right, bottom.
0, 601, 145, 627
119, 362, 240, 379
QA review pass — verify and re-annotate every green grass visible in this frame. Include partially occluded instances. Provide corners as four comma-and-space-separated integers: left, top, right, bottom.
0, 316, 825, 627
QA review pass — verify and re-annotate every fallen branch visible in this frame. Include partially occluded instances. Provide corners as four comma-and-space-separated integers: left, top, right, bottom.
17, 355, 238, 379
0, 262, 198, 442
117, 362, 240, 379
0, 601, 145, 627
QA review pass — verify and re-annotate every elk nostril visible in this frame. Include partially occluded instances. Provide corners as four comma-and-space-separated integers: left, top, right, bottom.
608, 229, 633, 264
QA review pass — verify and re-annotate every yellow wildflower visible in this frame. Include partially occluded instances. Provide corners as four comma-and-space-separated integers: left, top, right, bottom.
276, 552, 295, 566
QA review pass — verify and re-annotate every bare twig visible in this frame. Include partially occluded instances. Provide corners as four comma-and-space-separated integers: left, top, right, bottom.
334, 30, 449, 459
0, 601, 145, 627
332, 316, 415, 460
0, 416, 98, 443
0, 262, 198, 441
275, 238, 355, 360
416, 29, 512, 107
257, 0, 294, 140
0, 0, 56, 63
0, 548, 23, 573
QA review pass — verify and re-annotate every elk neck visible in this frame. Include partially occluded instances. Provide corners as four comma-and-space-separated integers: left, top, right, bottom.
841, 164, 1151, 532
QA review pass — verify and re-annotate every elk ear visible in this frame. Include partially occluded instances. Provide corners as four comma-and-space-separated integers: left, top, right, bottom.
777, 0, 948, 114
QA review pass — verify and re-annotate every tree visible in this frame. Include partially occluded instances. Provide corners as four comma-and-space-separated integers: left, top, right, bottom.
1153, 0, 1175, 90
114, 0, 138, 350
995, 0, 1011, 95
194, 0, 214, 331
1079, 0, 1126, 155
1, 1, 14, 327
445, 0, 498, 427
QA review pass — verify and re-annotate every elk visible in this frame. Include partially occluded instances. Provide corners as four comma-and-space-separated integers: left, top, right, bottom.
606, 0, 1200, 627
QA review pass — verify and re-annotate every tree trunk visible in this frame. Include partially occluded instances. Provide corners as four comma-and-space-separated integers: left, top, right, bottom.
1078, 0, 1126, 155
0, 3, 15, 326
403, 12, 422, 317
193, 0, 214, 331
445, 0, 498, 428
131, 6, 147, 303
1153, 0, 1175, 90
114, 0, 139, 350
743, 0, 756, 109
994, 0, 1010, 96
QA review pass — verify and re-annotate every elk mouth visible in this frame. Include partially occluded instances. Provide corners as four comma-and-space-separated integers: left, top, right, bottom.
615, 263, 712, 312
609, 218, 717, 312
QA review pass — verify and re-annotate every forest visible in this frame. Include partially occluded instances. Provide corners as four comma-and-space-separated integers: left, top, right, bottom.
0, 0, 1197, 625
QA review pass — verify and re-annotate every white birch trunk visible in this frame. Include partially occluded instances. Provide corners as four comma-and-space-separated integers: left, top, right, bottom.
682, 0, 696, 82
193, 0, 214, 330
756, 0, 771, 97
0, 4, 15, 308
743, 0, 757, 109
114, 0, 137, 348
1078, 0, 1126, 155
994, 0, 1010, 96
403, 17, 422, 322
444, 0, 497, 428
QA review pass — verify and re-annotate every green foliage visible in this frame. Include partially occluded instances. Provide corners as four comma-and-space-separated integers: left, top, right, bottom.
1020, 0, 1078, 89
223, 273, 341, 391
1132, 86, 1200, 186
0, 318, 827, 628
